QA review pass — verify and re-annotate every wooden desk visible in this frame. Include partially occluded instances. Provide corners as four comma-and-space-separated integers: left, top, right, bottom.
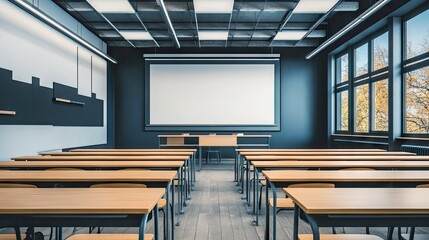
252, 160, 429, 169
13, 155, 189, 161
236, 148, 386, 153
37, 152, 197, 188
0, 160, 184, 170
240, 154, 422, 207
5, 159, 188, 219
262, 170, 429, 240
240, 151, 414, 156
40, 151, 194, 156
0, 188, 164, 240
0, 171, 175, 240
158, 134, 271, 171
71, 148, 198, 152
284, 188, 429, 240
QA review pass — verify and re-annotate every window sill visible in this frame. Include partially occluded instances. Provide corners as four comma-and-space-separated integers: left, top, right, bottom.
332, 134, 388, 139
397, 137, 429, 141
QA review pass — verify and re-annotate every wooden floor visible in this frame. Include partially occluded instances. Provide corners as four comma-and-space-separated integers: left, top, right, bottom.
2, 161, 428, 239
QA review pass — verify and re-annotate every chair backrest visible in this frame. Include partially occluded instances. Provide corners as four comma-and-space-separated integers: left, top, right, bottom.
90, 183, 148, 188
0, 183, 37, 188
416, 184, 429, 188
45, 168, 84, 171
339, 168, 376, 171
288, 183, 335, 188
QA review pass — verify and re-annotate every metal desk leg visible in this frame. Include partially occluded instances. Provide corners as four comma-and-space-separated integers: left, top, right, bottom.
187, 158, 191, 200
56, 227, 62, 240
247, 160, 251, 205
173, 179, 178, 228
165, 181, 171, 240
234, 151, 238, 182
192, 152, 196, 184
265, 180, 270, 240
255, 168, 260, 225
241, 159, 248, 200
305, 213, 320, 240
179, 168, 184, 214
154, 204, 159, 240
269, 181, 277, 240
293, 204, 299, 240
198, 147, 202, 171
139, 214, 149, 240
253, 164, 257, 214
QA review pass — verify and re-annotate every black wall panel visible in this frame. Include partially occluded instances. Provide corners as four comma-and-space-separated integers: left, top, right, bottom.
0, 67, 103, 126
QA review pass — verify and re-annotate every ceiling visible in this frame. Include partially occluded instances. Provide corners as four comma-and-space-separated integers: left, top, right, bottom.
52, 0, 360, 48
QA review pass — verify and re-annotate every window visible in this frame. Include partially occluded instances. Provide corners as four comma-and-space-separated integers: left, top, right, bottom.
335, 52, 350, 132
373, 32, 389, 71
334, 30, 389, 135
403, 8, 429, 135
373, 79, 389, 131
355, 84, 369, 132
336, 91, 349, 131
405, 8, 429, 59
355, 43, 369, 77
337, 54, 349, 83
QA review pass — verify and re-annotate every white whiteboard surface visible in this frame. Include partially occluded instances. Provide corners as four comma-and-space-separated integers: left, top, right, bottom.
149, 64, 275, 125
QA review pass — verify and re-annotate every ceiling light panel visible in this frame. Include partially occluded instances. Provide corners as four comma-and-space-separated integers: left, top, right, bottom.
87, 0, 135, 14
194, 0, 234, 14
273, 30, 307, 41
294, 0, 339, 14
198, 31, 229, 40
119, 30, 154, 40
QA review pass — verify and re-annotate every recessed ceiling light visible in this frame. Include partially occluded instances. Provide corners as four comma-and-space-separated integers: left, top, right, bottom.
294, 0, 339, 13
193, 0, 234, 14
119, 30, 154, 40
87, 0, 135, 14
198, 31, 229, 40
273, 31, 307, 41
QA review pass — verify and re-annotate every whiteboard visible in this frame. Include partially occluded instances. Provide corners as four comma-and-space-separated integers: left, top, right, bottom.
148, 63, 277, 127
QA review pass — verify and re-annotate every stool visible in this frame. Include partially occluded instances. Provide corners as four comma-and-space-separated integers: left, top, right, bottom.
205, 148, 221, 164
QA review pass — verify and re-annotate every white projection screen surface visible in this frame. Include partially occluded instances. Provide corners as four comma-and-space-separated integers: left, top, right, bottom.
146, 59, 280, 131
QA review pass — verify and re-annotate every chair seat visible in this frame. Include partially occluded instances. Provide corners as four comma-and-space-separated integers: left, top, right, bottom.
67, 234, 154, 240
0, 234, 26, 240
260, 179, 266, 186
158, 198, 166, 209
401, 234, 429, 240
268, 197, 294, 209
299, 234, 383, 240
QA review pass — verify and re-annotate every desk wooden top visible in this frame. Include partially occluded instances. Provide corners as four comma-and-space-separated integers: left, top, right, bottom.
0, 188, 165, 214
0, 161, 184, 169
284, 188, 429, 215
12, 155, 189, 161
0, 161, 185, 169
246, 155, 429, 161
252, 160, 429, 169
262, 170, 429, 182
236, 149, 386, 152
71, 149, 197, 152
40, 151, 194, 156
0, 170, 177, 182
241, 151, 414, 156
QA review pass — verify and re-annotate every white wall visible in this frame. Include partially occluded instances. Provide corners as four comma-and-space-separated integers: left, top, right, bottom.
0, 0, 107, 160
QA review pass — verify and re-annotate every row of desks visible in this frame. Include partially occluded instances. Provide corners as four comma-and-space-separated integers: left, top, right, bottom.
1, 149, 198, 240
236, 149, 429, 240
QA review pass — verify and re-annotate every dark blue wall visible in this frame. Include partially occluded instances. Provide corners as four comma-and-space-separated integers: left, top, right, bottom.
110, 47, 327, 150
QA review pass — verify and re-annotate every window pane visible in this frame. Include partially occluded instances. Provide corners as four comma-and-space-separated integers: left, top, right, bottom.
405, 66, 429, 134
373, 79, 389, 131
355, 84, 369, 132
373, 32, 389, 71
355, 43, 369, 77
336, 91, 349, 131
337, 54, 349, 83
406, 9, 429, 59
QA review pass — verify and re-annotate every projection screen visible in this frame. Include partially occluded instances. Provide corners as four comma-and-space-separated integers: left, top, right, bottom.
144, 56, 280, 131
